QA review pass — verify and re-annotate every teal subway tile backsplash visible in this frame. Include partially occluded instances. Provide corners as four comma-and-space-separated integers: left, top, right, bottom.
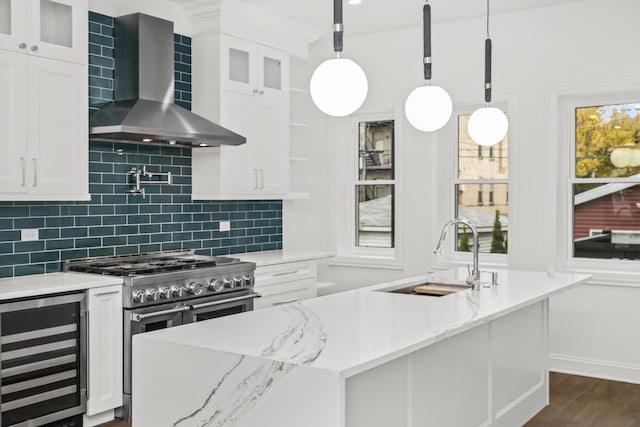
0, 12, 282, 278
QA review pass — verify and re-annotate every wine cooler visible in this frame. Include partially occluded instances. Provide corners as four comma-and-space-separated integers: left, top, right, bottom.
0, 292, 87, 427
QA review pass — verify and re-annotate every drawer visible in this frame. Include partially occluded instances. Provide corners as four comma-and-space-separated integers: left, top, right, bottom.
254, 260, 317, 287
254, 279, 316, 310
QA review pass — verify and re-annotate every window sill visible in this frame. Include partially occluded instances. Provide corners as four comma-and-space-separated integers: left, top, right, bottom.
328, 254, 403, 270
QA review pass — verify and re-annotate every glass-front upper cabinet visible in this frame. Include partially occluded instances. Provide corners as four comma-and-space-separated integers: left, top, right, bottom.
221, 34, 289, 100
0, 0, 86, 64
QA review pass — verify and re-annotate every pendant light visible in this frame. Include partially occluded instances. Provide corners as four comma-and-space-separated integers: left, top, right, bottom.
404, 1, 452, 132
468, 0, 508, 147
310, 0, 368, 117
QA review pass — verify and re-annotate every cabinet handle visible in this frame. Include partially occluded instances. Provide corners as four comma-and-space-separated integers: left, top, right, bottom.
259, 169, 264, 190
32, 158, 37, 187
272, 270, 299, 277
83, 309, 90, 399
272, 298, 299, 306
259, 90, 265, 95
20, 157, 25, 186
30, 45, 38, 52
93, 289, 120, 297
18, 43, 27, 49
252, 89, 259, 95
253, 169, 258, 190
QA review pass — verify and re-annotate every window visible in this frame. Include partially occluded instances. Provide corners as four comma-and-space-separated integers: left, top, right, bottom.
456, 114, 509, 254
356, 120, 395, 248
572, 102, 640, 260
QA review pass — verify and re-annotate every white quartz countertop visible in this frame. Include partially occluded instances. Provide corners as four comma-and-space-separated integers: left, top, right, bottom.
135, 268, 590, 378
233, 250, 333, 266
0, 272, 123, 301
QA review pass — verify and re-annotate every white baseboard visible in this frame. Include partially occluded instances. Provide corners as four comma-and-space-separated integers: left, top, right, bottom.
550, 353, 640, 384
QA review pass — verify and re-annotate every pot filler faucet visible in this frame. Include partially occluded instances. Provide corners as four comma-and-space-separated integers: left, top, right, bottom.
433, 218, 481, 290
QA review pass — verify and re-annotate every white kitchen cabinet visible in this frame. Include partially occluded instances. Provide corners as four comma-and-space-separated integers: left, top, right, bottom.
192, 34, 292, 199
85, 285, 123, 419
0, 0, 87, 64
0, 0, 88, 201
220, 34, 289, 100
253, 260, 317, 310
0, 49, 88, 200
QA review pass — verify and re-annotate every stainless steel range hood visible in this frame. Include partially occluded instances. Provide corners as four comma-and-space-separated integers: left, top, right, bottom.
89, 13, 245, 148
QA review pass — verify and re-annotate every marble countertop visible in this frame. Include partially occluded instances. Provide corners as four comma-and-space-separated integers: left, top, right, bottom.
0, 272, 123, 301
135, 268, 590, 378
233, 250, 333, 267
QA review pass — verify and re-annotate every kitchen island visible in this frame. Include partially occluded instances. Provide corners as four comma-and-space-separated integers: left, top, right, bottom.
132, 268, 590, 427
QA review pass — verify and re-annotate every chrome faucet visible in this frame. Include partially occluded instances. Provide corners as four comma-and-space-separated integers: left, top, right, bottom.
433, 218, 481, 290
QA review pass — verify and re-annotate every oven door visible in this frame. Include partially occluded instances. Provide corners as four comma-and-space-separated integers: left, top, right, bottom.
123, 302, 189, 396
184, 291, 261, 323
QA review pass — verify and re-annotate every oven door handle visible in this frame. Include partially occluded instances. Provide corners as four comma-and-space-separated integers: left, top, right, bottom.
130, 306, 190, 322
188, 293, 261, 310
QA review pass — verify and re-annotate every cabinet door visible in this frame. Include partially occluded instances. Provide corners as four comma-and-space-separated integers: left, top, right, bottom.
0, 50, 27, 193
26, 0, 87, 64
86, 285, 123, 416
255, 96, 289, 194
0, 0, 27, 53
220, 35, 256, 96
257, 44, 289, 100
27, 56, 88, 198
219, 90, 258, 194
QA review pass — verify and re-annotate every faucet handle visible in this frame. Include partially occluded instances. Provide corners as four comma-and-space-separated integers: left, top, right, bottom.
479, 270, 499, 286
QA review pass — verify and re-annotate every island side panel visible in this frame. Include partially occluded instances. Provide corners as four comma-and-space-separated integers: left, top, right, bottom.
345, 323, 491, 427
491, 300, 548, 427
132, 339, 342, 427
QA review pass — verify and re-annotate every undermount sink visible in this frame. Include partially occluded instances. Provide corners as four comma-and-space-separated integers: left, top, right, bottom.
382, 282, 471, 297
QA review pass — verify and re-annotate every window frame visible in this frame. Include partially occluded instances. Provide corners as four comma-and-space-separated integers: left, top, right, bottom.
452, 107, 510, 259
564, 94, 640, 267
329, 107, 403, 270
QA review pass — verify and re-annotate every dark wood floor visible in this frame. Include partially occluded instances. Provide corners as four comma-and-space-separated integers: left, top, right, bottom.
525, 372, 640, 427
98, 373, 640, 427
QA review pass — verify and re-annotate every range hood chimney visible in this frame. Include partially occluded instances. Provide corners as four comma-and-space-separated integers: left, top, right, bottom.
89, 13, 245, 148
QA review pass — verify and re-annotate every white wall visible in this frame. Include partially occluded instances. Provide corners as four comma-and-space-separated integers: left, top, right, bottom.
290, 0, 640, 382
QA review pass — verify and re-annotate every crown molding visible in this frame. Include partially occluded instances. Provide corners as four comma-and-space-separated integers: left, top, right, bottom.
169, 0, 324, 57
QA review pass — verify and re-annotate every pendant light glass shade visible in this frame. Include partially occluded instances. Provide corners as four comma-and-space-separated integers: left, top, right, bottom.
310, 58, 368, 117
404, 2, 452, 132
468, 107, 508, 146
405, 85, 453, 132
468, 0, 508, 147
310, 0, 368, 117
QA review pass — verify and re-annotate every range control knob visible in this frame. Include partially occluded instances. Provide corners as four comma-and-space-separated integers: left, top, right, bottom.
243, 275, 254, 286
171, 285, 185, 298
209, 279, 224, 292
233, 276, 244, 287
223, 278, 234, 289
188, 282, 205, 296
158, 287, 172, 299
132, 290, 146, 304
145, 289, 159, 302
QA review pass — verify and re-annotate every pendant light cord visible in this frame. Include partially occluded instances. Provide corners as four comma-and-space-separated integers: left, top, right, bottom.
423, 1, 432, 82
484, 0, 492, 104
333, 0, 344, 54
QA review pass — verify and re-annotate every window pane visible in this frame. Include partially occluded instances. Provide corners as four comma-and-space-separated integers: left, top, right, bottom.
575, 103, 640, 178
455, 184, 508, 253
359, 120, 394, 181
573, 183, 640, 259
458, 114, 508, 180
263, 56, 281, 90
356, 184, 394, 248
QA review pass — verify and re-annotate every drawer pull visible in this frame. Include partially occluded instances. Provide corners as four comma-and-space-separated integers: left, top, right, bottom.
272, 270, 299, 277
272, 298, 299, 306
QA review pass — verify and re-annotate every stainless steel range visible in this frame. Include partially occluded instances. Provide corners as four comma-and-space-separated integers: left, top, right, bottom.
63, 250, 258, 421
